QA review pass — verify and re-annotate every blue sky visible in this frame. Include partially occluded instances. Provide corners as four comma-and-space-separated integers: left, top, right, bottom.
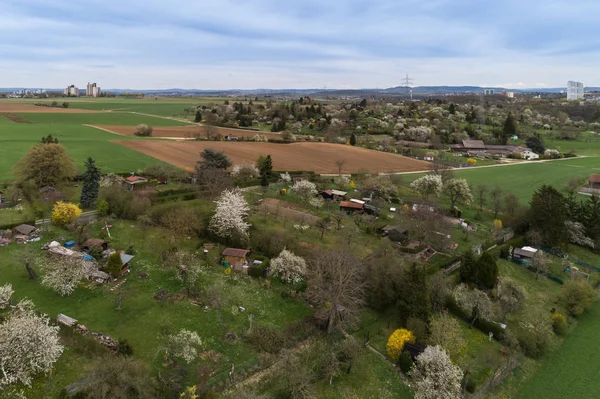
1, 0, 599, 89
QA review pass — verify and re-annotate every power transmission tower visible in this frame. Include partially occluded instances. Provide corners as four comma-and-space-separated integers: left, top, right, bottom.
401, 74, 414, 99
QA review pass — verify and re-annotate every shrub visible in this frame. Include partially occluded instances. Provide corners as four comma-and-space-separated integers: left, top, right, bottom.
104, 252, 122, 278
96, 199, 109, 216
51, 201, 82, 226
561, 280, 597, 317
398, 350, 413, 373
248, 263, 268, 278
117, 338, 134, 356
552, 313, 568, 336
134, 124, 153, 137
246, 326, 285, 354
386, 328, 416, 362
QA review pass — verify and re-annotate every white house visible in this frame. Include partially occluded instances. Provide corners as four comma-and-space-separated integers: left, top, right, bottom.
521, 148, 539, 160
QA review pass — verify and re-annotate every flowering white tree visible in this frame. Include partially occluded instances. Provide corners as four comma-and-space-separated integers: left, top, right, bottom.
279, 172, 292, 184
0, 283, 13, 309
565, 221, 595, 249
453, 284, 495, 327
167, 329, 203, 364
410, 175, 443, 199
38, 255, 96, 296
291, 180, 318, 202
231, 163, 260, 180
309, 197, 325, 209
209, 188, 251, 241
443, 179, 473, 209
410, 346, 463, 399
270, 249, 307, 284
0, 300, 64, 387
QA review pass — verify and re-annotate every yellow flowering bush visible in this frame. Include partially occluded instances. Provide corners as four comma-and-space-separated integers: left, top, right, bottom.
467, 158, 477, 165
51, 201, 82, 226
552, 313, 568, 335
386, 328, 416, 361
224, 267, 232, 276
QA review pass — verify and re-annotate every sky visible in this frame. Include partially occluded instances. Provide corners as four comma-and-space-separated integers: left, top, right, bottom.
1, 0, 600, 90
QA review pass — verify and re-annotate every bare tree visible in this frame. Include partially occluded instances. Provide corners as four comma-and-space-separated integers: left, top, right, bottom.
330, 210, 345, 231
430, 158, 454, 183
204, 124, 215, 140
490, 187, 503, 219
504, 194, 519, 219
475, 184, 488, 212
335, 160, 345, 177
315, 217, 331, 240
306, 249, 365, 333
532, 250, 549, 280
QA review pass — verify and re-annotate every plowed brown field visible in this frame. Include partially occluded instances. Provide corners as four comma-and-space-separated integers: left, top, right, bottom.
95, 125, 282, 139
0, 104, 103, 113
113, 140, 431, 174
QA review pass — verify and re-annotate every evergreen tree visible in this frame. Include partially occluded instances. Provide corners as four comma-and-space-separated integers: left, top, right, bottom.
397, 263, 430, 323
477, 252, 498, 289
359, 98, 367, 107
582, 195, 600, 240
501, 112, 517, 144
350, 133, 357, 146
194, 110, 202, 123
40, 134, 59, 144
260, 173, 269, 188
105, 252, 123, 278
80, 157, 101, 208
459, 250, 478, 284
448, 103, 456, 115
256, 154, 273, 179
529, 185, 568, 248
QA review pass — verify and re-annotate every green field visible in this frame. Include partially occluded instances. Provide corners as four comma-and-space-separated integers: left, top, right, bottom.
16, 112, 191, 126
514, 299, 600, 399
0, 123, 166, 181
404, 157, 600, 204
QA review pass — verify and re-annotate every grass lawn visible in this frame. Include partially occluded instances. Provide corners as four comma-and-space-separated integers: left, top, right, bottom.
16, 112, 191, 126
0, 123, 168, 181
0, 218, 311, 398
513, 298, 600, 399
403, 156, 600, 204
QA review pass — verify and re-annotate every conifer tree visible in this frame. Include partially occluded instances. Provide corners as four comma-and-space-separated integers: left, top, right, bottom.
80, 157, 101, 208
477, 252, 498, 289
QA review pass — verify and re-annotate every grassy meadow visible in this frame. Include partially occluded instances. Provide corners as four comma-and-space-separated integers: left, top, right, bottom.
17, 112, 191, 126
403, 156, 599, 204
0, 123, 169, 181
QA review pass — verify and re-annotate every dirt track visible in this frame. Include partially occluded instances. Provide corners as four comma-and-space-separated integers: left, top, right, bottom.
0, 104, 104, 113
95, 125, 281, 139
113, 140, 431, 174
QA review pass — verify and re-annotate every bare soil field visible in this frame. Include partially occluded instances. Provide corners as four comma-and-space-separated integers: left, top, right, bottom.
0, 104, 103, 113
95, 125, 282, 139
113, 140, 432, 174
0, 113, 32, 123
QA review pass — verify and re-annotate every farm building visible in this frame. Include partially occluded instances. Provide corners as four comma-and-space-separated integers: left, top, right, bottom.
222, 248, 250, 273
381, 225, 408, 243
589, 174, 600, 190
450, 140, 520, 156
340, 201, 363, 213
82, 239, 108, 251
363, 204, 379, 215
319, 189, 348, 201
124, 175, 148, 190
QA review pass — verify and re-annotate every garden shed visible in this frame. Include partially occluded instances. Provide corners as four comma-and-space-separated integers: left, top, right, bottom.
222, 248, 250, 273
13, 224, 38, 236
340, 201, 363, 213
82, 238, 108, 251
381, 225, 408, 243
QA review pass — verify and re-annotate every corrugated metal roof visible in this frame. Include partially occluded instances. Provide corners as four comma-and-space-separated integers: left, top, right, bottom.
222, 248, 250, 258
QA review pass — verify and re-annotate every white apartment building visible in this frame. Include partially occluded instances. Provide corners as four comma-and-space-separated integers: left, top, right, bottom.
567, 81, 584, 100
86, 82, 101, 97
63, 85, 79, 97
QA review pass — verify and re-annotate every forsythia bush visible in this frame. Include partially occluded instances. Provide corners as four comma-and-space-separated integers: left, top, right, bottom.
386, 328, 416, 362
493, 219, 503, 231
51, 201, 82, 226
467, 158, 477, 165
